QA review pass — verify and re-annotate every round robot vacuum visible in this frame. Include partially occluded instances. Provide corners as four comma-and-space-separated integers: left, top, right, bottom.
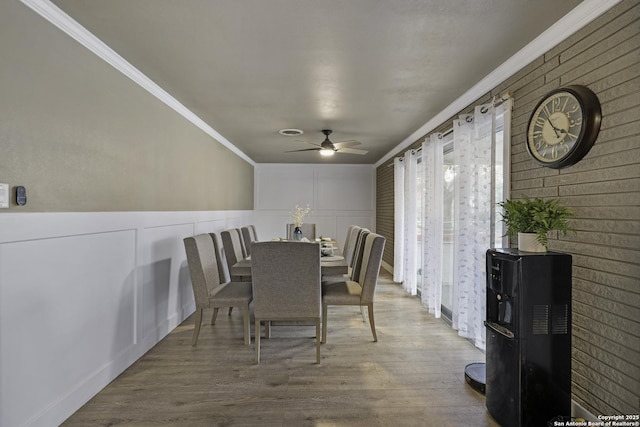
464, 362, 486, 394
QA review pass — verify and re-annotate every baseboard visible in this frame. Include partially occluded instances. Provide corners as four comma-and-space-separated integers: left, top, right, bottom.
30, 303, 196, 427
381, 260, 394, 275
29, 343, 142, 427
572, 400, 598, 421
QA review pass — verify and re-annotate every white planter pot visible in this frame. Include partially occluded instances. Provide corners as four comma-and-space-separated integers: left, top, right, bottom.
517, 232, 547, 253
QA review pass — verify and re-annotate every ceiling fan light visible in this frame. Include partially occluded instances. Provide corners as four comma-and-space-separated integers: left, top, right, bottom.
320, 149, 335, 156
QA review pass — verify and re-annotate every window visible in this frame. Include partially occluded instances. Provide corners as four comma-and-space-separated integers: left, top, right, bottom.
396, 99, 512, 350
441, 140, 454, 322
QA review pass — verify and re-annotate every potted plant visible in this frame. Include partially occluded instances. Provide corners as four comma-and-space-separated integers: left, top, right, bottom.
497, 196, 575, 252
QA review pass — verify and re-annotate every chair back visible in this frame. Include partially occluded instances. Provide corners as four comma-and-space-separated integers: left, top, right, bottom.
286, 223, 316, 240
355, 233, 386, 304
241, 225, 258, 255
183, 233, 226, 308
251, 241, 321, 319
221, 228, 247, 276
343, 225, 361, 266
350, 228, 370, 280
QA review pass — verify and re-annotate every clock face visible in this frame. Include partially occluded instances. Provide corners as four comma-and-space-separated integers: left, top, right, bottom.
526, 85, 601, 169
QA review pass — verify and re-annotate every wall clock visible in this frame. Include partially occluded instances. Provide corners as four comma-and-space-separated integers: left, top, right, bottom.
526, 85, 602, 169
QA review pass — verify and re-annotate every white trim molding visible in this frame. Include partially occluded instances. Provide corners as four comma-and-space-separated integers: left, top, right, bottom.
0, 210, 253, 427
20, 0, 256, 167
375, 0, 623, 167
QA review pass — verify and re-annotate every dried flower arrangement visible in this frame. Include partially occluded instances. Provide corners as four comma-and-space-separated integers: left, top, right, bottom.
290, 204, 311, 227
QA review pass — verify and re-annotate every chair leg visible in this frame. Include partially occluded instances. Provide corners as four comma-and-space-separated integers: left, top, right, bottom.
315, 319, 321, 364
255, 319, 261, 364
265, 321, 271, 339
228, 307, 233, 315
211, 307, 219, 325
367, 304, 377, 342
321, 302, 328, 344
192, 308, 203, 346
242, 305, 251, 346
360, 306, 366, 322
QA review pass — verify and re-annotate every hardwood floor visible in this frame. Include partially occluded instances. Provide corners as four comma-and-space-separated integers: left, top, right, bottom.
63, 271, 499, 426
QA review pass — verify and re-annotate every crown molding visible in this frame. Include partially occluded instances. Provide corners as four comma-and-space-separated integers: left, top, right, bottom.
20, 0, 256, 166
375, 0, 623, 167
19, 0, 621, 170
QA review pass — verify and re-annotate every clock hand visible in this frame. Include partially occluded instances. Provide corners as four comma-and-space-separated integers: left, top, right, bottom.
547, 117, 570, 136
547, 118, 561, 138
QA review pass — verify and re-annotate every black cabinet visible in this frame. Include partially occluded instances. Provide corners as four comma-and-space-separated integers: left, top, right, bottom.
485, 249, 572, 427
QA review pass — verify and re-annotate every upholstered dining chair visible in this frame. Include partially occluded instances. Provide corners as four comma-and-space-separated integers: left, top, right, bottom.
241, 225, 258, 256
221, 228, 248, 281
183, 233, 253, 346
341, 225, 358, 266
251, 241, 322, 364
348, 228, 371, 282
321, 232, 386, 344
286, 223, 316, 240
344, 226, 363, 268
322, 227, 368, 287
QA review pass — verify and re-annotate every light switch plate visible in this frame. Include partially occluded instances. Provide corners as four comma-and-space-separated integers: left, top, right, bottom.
0, 183, 9, 208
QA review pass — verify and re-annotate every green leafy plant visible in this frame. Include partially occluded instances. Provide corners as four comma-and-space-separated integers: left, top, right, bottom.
497, 196, 575, 247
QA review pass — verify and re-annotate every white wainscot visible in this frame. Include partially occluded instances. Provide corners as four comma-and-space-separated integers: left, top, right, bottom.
0, 210, 252, 427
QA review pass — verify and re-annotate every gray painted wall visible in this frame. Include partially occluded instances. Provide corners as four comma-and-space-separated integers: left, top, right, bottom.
377, 0, 639, 417
0, 0, 253, 212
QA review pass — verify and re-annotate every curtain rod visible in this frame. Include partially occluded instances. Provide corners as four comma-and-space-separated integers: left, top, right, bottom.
387, 92, 512, 166
388, 126, 452, 165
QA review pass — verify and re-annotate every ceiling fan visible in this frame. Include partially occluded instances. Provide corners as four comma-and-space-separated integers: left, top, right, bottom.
286, 130, 368, 156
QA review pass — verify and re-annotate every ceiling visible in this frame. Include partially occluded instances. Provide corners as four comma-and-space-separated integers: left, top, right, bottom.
49, 0, 584, 164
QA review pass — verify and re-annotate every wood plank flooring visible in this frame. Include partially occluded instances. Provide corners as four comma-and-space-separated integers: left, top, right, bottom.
62, 271, 499, 426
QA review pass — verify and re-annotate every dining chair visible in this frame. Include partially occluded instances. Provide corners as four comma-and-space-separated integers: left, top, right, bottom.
321, 232, 386, 344
344, 226, 363, 268
286, 223, 316, 240
322, 225, 362, 286
183, 233, 253, 346
322, 227, 368, 283
341, 225, 358, 264
241, 225, 258, 256
251, 241, 322, 364
348, 228, 371, 282
221, 228, 248, 281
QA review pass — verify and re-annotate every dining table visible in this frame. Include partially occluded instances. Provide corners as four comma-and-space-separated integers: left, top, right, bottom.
230, 239, 348, 279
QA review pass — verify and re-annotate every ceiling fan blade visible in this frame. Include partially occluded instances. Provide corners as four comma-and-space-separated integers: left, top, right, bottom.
333, 140, 362, 149
336, 147, 368, 155
285, 131, 366, 155
285, 148, 321, 153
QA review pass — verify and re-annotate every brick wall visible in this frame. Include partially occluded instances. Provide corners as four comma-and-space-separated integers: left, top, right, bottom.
376, 0, 639, 416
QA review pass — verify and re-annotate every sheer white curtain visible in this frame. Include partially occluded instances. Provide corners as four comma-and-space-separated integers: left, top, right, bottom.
402, 150, 418, 295
395, 97, 510, 349
393, 157, 404, 283
421, 134, 444, 317
451, 104, 494, 349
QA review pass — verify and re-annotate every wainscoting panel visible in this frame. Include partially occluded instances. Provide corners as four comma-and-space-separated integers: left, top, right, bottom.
0, 210, 252, 427
254, 164, 376, 245
0, 229, 136, 427
140, 223, 195, 344
316, 166, 374, 211
336, 214, 374, 238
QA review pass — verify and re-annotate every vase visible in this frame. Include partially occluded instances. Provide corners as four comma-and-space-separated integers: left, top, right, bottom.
517, 232, 546, 253
293, 226, 303, 241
